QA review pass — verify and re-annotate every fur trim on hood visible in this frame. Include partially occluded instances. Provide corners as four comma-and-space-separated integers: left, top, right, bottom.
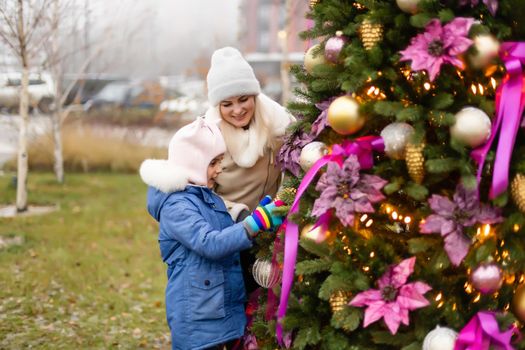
139, 159, 189, 193
204, 93, 294, 168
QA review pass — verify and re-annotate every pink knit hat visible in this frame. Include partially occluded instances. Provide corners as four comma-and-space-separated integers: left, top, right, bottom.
140, 117, 226, 192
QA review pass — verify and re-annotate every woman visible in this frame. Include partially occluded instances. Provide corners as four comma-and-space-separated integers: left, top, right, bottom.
204, 47, 295, 293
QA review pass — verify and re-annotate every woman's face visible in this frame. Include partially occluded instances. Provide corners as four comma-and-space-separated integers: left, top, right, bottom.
219, 95, 256, 128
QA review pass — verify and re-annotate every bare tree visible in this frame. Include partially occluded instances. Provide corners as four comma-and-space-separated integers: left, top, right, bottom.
42, 0, 139, 183
0, 0, 50, 212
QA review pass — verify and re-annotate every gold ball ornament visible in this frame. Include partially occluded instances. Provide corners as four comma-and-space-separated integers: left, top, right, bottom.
329, 290, 352, 313
511, 174, 525, 214
512, 283, 525, 322
359, 19, 384, 50
327, 96, 365, 135
304, 44, 326, 74
396, 0, 421, 13
405, 142, 425, 184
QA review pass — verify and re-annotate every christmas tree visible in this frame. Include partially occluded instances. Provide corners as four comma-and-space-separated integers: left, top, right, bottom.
247, 0, 525, 349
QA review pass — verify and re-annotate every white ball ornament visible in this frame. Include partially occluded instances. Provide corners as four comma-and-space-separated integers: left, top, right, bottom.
252, 259, 281, 289
422, 326, 458, 350
304, 44, 326, 74
470, 34, 500, 69
396, 0, 421, 13
450, 107, 492, 148
299, 141, 328, 172
380, 122, 415, 160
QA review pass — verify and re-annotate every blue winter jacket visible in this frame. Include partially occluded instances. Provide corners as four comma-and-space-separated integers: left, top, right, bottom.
146, 185, 253, 350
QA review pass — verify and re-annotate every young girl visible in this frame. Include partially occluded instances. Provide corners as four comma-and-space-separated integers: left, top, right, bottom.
139, 117, 284, 350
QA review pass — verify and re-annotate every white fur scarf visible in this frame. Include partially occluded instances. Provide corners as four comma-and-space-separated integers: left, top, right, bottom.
204, 93, 294, 168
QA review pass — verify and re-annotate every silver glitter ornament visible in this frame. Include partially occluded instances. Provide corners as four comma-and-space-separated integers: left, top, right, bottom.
422, 326, 457, 350
299, 141, 328, 172
380, 122, 415, 160
252, 259, 281, 289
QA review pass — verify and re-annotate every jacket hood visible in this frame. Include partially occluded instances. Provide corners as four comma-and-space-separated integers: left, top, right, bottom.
146, 186, 171, 222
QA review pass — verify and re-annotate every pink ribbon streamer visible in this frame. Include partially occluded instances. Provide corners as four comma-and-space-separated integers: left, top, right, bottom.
276, 136, 384, 344
454, 311, 519, 350
471, 42, 525, 199
265, 225, 285, 321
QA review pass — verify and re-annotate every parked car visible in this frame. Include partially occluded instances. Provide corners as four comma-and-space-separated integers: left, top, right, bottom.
0, 72, 55, 113
159, 96, 208, 114
63, 75, 126, 105
84, 80, 165, 112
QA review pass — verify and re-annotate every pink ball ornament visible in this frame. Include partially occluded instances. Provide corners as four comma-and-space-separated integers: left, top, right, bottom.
324, 31, 347, 63
470, 262, 503, 295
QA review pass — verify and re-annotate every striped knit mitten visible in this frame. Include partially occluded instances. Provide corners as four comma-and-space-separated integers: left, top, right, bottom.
243, 196, 285, 237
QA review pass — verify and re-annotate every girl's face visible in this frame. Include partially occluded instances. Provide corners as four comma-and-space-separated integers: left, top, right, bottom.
219, 95, 256, 128
207, 154, 224, 189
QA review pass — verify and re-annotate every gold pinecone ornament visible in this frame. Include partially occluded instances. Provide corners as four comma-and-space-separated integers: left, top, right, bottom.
275, 187, 297, 208
511, 174, 525, 214
359, 19, 384, 50
405, 143, 425, 184
309, 0, 319, 9
329, 290, 352, 313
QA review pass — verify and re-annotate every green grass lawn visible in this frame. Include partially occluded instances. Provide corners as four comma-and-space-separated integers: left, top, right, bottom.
0, 172, 170, 349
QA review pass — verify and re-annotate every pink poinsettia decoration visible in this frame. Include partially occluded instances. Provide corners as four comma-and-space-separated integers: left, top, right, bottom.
459, 0, 498, 16
349, 257, 432, 334
312, 155, 387, 227
400, 17, 474, 81
419, 184, 503, 266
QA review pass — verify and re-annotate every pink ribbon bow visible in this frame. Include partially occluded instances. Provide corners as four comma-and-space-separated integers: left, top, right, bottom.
454, 311, 519, 350
471, 42, 525, 199
276, 136, 384, 344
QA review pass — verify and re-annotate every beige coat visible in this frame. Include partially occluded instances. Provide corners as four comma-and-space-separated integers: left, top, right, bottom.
205, 93, 295, 220
216, 143, 283, 217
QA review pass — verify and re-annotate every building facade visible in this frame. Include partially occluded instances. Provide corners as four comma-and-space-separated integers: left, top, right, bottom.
238, 0, 310, 102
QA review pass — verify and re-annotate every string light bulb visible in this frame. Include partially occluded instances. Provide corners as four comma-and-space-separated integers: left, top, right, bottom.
490, 77, 497, 90
473, 293, 481, 303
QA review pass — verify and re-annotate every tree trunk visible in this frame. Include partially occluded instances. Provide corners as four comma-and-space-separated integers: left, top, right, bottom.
51, 0, 64, 183
52, 108, 64, 183
16, 66, 29, 212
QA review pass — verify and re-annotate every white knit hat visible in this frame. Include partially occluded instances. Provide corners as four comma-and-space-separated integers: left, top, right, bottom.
139, 117, 226, 192
206, 47, 261, 106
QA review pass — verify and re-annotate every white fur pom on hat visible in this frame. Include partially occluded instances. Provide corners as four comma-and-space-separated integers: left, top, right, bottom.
140, 117, 226, 192
206, 47, 261, 106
